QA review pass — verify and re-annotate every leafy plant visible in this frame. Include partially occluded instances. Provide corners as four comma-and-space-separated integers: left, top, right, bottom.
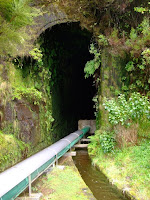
142, 48, 150, 65
103, 92, 150, 126
84, 43, 101, 78
12, 86, 43, 104
94, 2, 150, 96
125, 61, 135, 72
134, 3, 150, 14
98, 34, 108, 46
88, 134, 100, 156
29, 47, 43, 63
99, 131, 116, 153
123, 46, 150, 94
88, 130, 116, 155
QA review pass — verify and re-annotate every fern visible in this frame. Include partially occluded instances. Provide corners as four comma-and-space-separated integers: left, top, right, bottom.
0, 0, 39, 56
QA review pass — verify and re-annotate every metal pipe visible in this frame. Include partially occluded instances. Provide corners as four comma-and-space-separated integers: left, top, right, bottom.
0, 126, 90, 200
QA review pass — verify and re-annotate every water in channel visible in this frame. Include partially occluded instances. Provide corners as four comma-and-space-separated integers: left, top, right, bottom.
73, 150, 130, 200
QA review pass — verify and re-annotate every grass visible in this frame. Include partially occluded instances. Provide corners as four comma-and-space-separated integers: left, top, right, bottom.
138, 119, 150, 139
45, 167, 89, 200
91, 139, 150, 200
31, 157, 95, 200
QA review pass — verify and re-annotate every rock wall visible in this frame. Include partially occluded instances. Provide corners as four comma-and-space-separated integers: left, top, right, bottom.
98, 49, 125, 128
26, 3, 77, 49
0, 62, 53, 171
0, 65, 39, 144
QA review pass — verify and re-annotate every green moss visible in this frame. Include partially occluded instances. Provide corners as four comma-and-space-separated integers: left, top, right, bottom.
38, 104, 54, 144
0, 131, 28, 172
9, 61, 54, 144
0, 60, 54, 170
8, 63, 42, 104
0, 64, 12, 106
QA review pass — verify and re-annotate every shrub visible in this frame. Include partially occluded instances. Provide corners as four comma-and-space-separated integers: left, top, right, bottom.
84, 43, 101, 78
99, 131, 116, 153
88, 133, 100, 156
12, 86, 43, 104
103, 92, 150, 126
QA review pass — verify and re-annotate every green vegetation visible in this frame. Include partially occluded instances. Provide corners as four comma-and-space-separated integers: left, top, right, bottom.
103, 93, 150, 126
84, 43, 101, 78
30, 157, 94, 200
99, 131, 116, 153
84, 1, 150, 97
138, 118, 150, 139
0, 131, 29, 171
0, 0, 39, 56
90, 139, 150, 200
12, 87, 42, 104
88, 93, 150, 199
0, 58, 54, 171
83, 4, 150, 198
45, 167, 90, 200
0, 0, 53, 166
0, 1, 149, 198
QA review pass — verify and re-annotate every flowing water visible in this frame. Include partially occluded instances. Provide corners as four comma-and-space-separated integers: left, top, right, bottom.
73, 150, 130, 200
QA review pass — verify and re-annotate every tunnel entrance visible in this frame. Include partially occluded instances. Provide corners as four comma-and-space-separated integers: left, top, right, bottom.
40, 23, 96, 139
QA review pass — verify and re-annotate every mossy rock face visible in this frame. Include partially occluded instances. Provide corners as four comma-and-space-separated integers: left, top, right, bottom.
0, 98, 41, 145
13, 99, 40, 144
0, 62, 54, 171
98, 49, 125, 128
0, 131, 28, 172
0, 65, 42, 146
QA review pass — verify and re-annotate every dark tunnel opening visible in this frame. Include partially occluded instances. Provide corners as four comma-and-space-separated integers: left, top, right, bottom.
40, 22, 96, 138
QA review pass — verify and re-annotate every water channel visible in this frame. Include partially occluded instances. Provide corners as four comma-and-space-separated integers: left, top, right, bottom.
73, 150, 130, 200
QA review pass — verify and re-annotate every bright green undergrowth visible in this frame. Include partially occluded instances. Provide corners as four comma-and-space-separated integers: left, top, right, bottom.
89, 92, 150, 199
32, 165, 92, 200
0, 0, 39, 56
138, 118, 150, 138
47, 167, 90, 200
103, 92, 150, 126
0, 131, 28, 172
12, 86, 43, 104
90, 139, 150, 200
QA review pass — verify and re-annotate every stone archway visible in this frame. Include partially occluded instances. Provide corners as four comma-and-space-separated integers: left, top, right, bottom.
29, 4, 77, 42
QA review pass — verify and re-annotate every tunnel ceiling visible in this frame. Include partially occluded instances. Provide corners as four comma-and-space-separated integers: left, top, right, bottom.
40, 22, 96, 138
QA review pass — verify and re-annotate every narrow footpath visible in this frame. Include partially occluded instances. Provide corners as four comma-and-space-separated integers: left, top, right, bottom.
19, 156, 96, 200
